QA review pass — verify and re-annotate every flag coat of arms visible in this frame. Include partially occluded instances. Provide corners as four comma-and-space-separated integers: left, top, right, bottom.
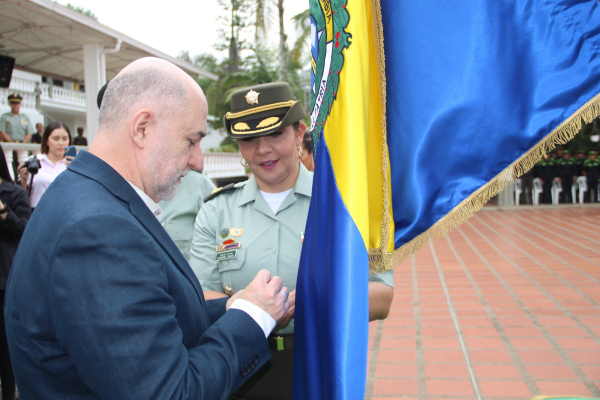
294, 0, 600, 398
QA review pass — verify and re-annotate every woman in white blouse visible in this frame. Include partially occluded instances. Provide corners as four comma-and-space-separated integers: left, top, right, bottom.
17, 122, 72, 209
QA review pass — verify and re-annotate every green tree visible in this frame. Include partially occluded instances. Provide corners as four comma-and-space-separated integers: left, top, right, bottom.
216, 0, 252, 74
252, 0, 288, 80
65, 3, 98, 21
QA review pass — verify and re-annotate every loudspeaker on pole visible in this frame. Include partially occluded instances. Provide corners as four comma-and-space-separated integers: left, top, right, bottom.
0, 55, 16, 88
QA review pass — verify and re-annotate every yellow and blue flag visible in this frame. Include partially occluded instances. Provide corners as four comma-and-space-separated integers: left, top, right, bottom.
294, 0, 600, 398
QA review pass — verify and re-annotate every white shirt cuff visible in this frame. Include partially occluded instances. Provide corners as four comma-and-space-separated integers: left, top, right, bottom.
230, 299, 276, 338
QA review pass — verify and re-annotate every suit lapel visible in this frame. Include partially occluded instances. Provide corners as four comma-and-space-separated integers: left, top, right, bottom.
68, 151, 205, 304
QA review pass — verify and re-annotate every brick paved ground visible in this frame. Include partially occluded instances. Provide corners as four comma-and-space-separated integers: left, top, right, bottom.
366, 204, 600, 400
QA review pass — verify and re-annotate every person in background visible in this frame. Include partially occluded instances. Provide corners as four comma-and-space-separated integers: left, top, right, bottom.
32, 123, 43, 144
299, 132, 314, 172
158, 170, 216, 260
190, 82, 394, 400
558, 150, 577, 203
17, 121, 72, 209
0, 94, 34, 143
0, 93, 34, 143
0, 146, 31, 400
584, 150, 599, 202
73, 126, 88, 146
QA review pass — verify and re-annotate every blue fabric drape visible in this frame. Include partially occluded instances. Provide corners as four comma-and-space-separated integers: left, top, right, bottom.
292, 133, 369, 399
382, 0, 600, 248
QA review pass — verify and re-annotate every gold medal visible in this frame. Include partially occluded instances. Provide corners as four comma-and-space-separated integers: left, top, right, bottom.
230, 227, 244, 237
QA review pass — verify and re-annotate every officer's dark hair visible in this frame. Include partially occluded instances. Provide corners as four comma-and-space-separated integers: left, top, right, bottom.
302, 132, 312, 154
41, 121, 72, 155
0, 145, 14, 183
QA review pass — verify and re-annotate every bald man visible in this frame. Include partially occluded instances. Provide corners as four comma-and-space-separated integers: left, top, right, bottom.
4, 58, 290, 400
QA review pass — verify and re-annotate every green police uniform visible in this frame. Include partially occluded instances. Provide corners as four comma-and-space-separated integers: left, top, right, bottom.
190, 81, 393, 400
190, 164, 393, 333
158, 170, 216, 261
190, 164, 393, 400
0, 112, 34, 142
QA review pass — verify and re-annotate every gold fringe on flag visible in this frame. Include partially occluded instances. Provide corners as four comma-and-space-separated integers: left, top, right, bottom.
387, 92, 600, 271
368, 0, 394, 275
366, 0, 600, 274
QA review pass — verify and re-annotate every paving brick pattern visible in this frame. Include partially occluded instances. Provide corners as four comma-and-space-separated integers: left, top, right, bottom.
366, 205, 600, 400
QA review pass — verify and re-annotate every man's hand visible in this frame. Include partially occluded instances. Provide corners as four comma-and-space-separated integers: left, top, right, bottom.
226, 289, 243, 311
237, 270, 290, 322
275, 289, 295, 329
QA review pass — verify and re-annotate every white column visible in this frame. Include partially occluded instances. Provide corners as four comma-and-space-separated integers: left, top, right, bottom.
4, 149, 14, 181
83, 43, 105, 144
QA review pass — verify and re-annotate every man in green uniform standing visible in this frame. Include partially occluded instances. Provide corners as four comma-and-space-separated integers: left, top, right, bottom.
0, 94, 34, 143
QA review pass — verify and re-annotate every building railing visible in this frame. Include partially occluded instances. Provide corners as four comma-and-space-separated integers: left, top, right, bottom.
203, 152, 247, 179
40, 83, 87, 106
1, 143, 246, 181
0, 76, 87, 110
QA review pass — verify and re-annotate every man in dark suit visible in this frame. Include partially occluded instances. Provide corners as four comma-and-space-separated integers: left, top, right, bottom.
4, 58, 290, 399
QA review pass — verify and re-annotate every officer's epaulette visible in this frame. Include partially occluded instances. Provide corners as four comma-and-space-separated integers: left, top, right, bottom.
203, 183, 236, 203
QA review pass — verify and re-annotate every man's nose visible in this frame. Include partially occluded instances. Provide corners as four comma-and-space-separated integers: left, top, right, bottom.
189, 144, 204, 171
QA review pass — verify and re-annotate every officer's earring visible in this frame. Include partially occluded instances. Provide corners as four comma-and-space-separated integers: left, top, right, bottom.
240, 156, 249, 167
297, 145, 303, 158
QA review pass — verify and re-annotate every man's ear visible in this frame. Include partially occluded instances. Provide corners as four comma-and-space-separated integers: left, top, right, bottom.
131, 109, 154, 149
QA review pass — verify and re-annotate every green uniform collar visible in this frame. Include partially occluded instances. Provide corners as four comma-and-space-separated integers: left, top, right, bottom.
238, 163, 313, 214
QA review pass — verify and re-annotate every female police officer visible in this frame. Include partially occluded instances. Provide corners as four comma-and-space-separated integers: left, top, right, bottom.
189, 82, 394, 400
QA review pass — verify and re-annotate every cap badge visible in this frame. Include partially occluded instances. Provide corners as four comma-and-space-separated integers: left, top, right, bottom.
230, 227, 244, 237
245, 90, 260, 105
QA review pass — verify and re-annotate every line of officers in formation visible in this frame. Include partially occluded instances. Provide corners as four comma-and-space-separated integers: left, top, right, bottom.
528, 148, 600, 204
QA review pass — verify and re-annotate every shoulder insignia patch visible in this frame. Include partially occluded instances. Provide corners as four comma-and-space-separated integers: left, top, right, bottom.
203, 183, 237, 203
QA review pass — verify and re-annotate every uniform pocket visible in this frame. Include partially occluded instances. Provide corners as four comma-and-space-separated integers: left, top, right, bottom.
217, 247, 246, 272
218, 247, 246, 294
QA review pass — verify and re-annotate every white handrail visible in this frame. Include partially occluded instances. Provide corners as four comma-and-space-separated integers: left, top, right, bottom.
1, 144, 246, 181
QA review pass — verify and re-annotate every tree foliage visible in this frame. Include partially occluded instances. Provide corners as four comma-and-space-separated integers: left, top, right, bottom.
178, 1, 311, 152
65, 3, 98, 21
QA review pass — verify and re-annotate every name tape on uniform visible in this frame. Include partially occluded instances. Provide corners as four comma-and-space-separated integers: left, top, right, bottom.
216, 250, 237, 261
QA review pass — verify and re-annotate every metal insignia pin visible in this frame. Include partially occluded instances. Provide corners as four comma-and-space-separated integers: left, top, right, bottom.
230, 228, 244, 237
220, 228, 229, 238
245, 90, 259, 105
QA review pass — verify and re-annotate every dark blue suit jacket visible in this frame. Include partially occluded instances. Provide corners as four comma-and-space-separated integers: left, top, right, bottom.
5, 151, 270, 399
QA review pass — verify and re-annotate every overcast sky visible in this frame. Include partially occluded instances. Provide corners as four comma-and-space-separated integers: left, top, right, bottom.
59, 1, 309, 61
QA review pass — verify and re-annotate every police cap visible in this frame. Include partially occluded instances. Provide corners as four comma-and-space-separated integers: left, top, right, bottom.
7, 93, 22, 103
223, 82, 306, 139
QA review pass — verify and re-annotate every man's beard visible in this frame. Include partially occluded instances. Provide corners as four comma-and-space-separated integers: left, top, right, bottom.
150, 132, 189, 201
